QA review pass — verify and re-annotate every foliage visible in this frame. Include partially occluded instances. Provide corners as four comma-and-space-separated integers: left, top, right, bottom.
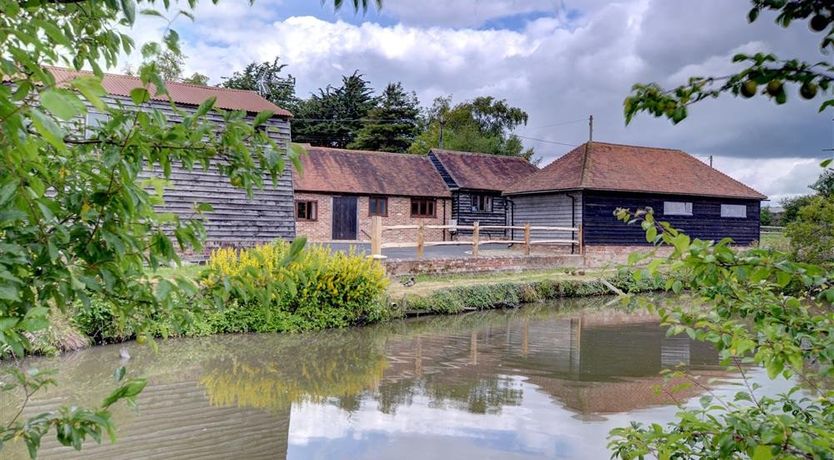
608, 208, 834, 459
349, 82, 421, 153
785, 195, 834, 264
293, 71, 377, 148
182, 72, 210, 85
780, 194, 814, 224
140, 49, 184, 82
408, 96, 535, 160
220, 58, 299, 112
0, 0, 373, 457
759, 206, 773, 226
811, 168, 834, 197
203, 241, 390, 331
623, 1, 834, 124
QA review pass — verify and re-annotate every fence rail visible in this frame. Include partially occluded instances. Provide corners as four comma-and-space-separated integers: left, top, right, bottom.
761, 226, 785, 233
369, 216, 583, 259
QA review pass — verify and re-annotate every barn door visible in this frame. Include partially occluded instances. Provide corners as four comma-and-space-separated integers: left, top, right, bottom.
332, 196, 358, 240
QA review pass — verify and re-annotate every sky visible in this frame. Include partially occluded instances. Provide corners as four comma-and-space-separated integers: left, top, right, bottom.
122, 0, 834, 205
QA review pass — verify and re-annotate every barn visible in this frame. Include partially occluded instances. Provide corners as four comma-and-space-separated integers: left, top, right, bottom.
504, 142, 767, 253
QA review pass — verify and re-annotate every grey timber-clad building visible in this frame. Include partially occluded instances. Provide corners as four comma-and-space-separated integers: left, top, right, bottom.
50, 67, 296, 257
428, 149, 538, 237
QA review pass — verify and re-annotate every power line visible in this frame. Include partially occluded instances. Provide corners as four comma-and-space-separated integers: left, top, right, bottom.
530, 118, 587, 129
514, 135, 578, 147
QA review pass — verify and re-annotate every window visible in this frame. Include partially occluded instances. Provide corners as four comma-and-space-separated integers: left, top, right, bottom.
721, 204, 747, 218
369, 196, 388, 216
663, 201, 693, 216
411, 198, 436, 218
85, 111, 110, 138
471, 194, 493, 212
296, 200, 317, 221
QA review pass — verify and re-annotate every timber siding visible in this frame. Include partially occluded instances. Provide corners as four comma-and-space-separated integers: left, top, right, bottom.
92, 95, 295, 257
508, 192, 583, 242
582, 190, 761, 245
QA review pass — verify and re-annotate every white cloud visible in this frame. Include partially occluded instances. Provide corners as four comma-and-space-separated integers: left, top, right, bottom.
117, 0, 831, 199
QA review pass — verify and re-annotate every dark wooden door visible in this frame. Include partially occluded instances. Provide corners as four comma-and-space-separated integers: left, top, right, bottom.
332, 196, 358, 240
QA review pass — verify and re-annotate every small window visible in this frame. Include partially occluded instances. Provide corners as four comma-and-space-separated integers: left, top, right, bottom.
296, 200, 317, 221
411, 198, 436, 218
663, 201, 693, 216
471, 194, 493, 212
369, 196, 388, 217
85, 111, 110, 138
721, 204, 747, 218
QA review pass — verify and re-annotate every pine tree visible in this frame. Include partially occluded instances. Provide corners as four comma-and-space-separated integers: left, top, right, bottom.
293, 71, 376, 148
349, 82, 420, 152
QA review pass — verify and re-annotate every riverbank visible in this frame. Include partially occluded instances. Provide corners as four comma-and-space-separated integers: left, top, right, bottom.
35, 265, 664, 356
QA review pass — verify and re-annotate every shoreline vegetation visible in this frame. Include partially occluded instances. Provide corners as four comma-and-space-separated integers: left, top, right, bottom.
28, 241, 664, 356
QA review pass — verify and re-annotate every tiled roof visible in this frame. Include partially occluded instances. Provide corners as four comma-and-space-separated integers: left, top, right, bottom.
505, 142, 766, 200
47, 67, 292, 117
293, 147, 451, 198
430, 149, 538, 191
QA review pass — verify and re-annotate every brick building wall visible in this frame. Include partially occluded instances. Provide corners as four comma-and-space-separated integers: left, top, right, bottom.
294, 192, 452, 243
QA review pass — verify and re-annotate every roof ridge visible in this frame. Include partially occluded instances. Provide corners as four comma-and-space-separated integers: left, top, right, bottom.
590, 140, 686, 153
308, 146, 431, 160
431, 148, 531, 162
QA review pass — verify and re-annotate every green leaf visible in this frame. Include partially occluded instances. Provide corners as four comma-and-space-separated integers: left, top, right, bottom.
194, 96, 216, 117
821, 158, 832, 168
102, 378, 147, 408
253, 110, 274, 127
194, 202, 214, 213
752, 445, 773, 460
40, 89, 84, 120
120, 0, 136, 24
130, 87, 150, 105
646, 226, 658, 243
70, 77, 107, 111
30, 109, 66, 150
114, 366, 126, 382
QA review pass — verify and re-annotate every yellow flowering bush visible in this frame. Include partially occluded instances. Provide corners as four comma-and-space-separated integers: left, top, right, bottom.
203, 241, 389, 332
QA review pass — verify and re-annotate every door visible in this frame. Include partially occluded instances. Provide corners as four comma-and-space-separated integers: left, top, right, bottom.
332, 196, 358, 240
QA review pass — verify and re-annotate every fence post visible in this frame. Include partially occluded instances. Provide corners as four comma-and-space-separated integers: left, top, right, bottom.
370, 215, 382, 257
416, 222, 425, 259
523, 223, 531, 256
472, 221, 480, 257
578, 223, 584, 255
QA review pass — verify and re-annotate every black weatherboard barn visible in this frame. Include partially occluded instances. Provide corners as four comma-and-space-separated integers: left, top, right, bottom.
428, 149, 538, 237
504, 142, 767, 246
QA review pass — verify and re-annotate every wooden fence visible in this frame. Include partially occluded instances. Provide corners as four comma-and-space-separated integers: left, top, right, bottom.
369, 216, 583, 259
761, 225, 785, 234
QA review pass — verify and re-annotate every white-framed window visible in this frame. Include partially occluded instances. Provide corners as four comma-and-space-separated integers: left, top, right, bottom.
471, 194, 493, 212
721, 204, 747, 218
663, 201, 693, 216
85, 111, 110, 138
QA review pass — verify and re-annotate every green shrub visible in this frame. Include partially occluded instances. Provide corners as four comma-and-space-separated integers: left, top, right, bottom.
203, 241, 389, 332
785, 195, 834, 264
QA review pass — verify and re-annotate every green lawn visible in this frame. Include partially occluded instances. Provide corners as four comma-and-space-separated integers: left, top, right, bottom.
760, 231, 790, 252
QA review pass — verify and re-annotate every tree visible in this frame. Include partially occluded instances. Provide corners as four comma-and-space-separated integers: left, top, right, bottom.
780, 194, 814, 224
220, 58, 298, 112
408, 96, 535, 161
349, 82, 421, 153
183, 72, 210, 85
293, 71, 377, 148
140, 49, 185, 82
760, 205, 773, 226
811, 168, 834, 196
785, 195, 834, 263
0, 0, 376, 457
611, 1, 834, 458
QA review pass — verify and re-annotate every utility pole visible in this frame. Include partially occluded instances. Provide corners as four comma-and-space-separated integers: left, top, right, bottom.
709, 155, 713, 168
588, 114, 594, 144
439, 116, 445, 149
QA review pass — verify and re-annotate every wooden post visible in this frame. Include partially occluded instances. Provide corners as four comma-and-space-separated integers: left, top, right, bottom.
370, 215, 382, 257
472, 221, 480, 257
523, 223, 531, 256
416, 222, 425, 259
578, 223, 584, 255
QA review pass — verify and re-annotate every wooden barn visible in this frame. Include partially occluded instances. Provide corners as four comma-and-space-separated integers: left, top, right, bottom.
504, 142, 766, 250
293, 147, 452, 243
427, 149, 538, 237
49, 67, 297, 258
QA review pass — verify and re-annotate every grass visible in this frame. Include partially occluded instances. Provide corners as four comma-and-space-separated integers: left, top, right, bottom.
759, 231, 790, 252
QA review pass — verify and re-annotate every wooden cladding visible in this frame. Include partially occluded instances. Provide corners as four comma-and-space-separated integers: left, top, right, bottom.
410, 198, 436, 218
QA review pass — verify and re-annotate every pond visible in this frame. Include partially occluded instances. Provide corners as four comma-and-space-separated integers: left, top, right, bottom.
2, 296, 784, 459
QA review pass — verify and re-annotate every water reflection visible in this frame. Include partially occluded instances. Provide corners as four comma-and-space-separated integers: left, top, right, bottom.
4, 297, 739, 459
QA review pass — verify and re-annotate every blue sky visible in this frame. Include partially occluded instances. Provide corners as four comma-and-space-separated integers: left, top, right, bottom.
125, 0, 833, 203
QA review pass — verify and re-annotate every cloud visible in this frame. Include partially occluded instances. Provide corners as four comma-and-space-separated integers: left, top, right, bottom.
118, 0, 831, 199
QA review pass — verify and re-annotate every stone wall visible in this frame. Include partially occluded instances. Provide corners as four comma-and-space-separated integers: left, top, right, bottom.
294, 192, 452, 243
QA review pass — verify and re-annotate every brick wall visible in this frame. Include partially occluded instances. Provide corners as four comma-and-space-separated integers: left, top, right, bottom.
294, 192, 452, 243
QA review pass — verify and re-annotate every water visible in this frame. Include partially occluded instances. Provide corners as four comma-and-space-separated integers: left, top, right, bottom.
2, 297, 781, 459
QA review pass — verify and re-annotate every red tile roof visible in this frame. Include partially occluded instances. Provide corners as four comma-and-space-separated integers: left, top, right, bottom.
430, 149, 538, 191
505, 142, 766, 200
293, 147, 451, 198
47, 67, 292, 117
